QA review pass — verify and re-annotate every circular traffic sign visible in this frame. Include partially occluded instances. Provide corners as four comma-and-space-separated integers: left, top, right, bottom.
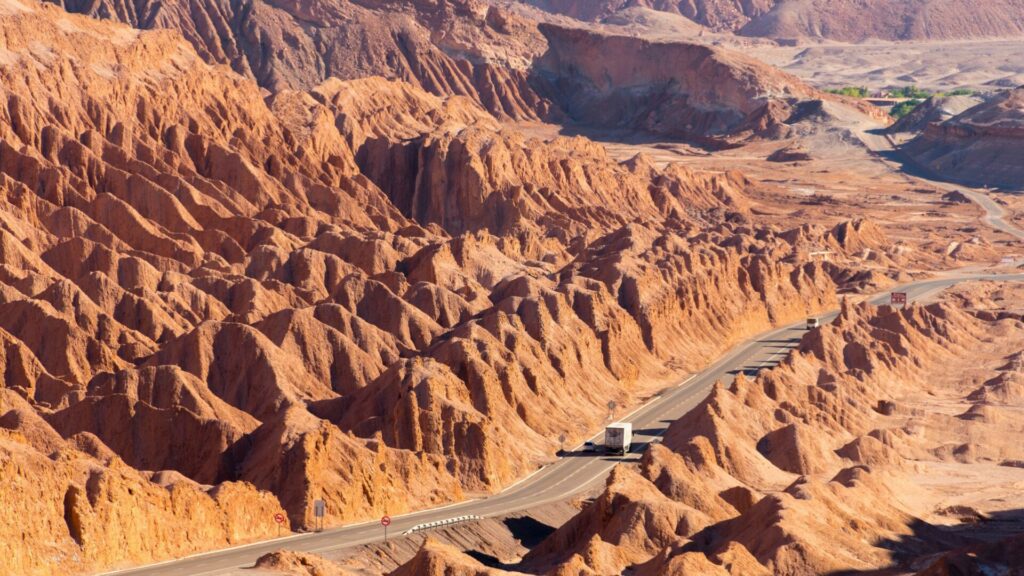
274, 513, 286, 525
381, 515, 392, 527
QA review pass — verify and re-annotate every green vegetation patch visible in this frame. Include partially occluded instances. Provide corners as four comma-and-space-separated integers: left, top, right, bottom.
890, 99, 924, 119
825, 85, 976, 119
826, 86, 870, 98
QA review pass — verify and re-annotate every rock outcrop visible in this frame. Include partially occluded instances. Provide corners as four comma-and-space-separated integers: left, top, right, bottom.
391, 538, 516, 576
255, 550, 358, 576
766, 144, 812, 162
902, 88, 1024, 189
531, 24, 821, 141
886, 94, 986, 135
1, 392, 286, 575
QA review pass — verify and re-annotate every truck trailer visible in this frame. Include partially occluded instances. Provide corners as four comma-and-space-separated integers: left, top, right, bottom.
604, 422, 633, 455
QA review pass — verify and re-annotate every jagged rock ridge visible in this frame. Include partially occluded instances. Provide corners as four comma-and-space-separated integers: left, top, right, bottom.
0, 2, 845, 574
45, 0, 861, 142
388, 288, 1024, 574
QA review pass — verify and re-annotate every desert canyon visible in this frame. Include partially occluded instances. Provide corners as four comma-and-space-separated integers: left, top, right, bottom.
2, 0, 1024, 575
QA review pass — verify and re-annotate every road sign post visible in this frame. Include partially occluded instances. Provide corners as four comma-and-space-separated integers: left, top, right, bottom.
313, 499, 326, 533
381, 515, 391, 543
273, 513, 286, 537
890, 292, 907, 308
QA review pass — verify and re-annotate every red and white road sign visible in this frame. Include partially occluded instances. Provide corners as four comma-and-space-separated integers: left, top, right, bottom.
890, 292, 907, 306
381, 515, 392, 527
274, 513, 286, 525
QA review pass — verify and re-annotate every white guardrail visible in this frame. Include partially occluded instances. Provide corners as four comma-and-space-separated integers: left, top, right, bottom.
403, 514, 483, 535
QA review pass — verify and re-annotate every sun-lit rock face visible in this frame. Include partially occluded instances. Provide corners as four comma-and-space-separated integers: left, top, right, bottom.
0, 388, 287, 575
441, 290, 1024, 576
0, 1, 857, 574
46, 0, 553, 118
1, 0, 1014, 575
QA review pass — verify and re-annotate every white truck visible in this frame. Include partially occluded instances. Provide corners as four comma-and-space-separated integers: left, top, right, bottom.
604, 422, 633, 455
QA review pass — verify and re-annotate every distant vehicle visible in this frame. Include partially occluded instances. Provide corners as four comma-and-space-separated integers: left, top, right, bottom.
582, 441, 597, 453
806, 317, 820, 329
605, 422, 632, 455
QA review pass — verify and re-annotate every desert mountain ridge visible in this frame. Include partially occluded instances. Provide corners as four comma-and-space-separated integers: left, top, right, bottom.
44, 0, 878, 143
517, 0, 774, 31
0, 1, 893, 573
518, 0, 1024, 41
739, 0, 1024, 41
2, 0, 1023, 573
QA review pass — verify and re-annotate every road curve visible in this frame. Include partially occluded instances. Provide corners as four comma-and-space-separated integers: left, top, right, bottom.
855, 125, 1024, 241
101, 272, 1024, 576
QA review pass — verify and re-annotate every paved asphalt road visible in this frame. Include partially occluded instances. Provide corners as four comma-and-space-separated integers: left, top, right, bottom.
103, 270, 1024, 576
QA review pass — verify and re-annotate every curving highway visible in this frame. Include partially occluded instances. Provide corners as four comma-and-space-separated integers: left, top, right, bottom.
102, 271, 1024, 576
855, 124, 1024, 241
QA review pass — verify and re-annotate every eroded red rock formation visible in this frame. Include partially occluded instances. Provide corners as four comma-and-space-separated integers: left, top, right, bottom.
48, 0, 552, 119
508, 295, 1024, 575
44, 0, 861, 141
0, 1, 852, 573
384, 288, 1024, 575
